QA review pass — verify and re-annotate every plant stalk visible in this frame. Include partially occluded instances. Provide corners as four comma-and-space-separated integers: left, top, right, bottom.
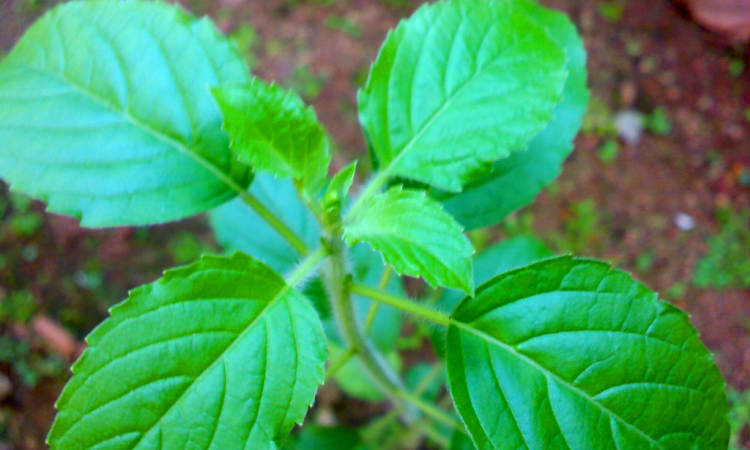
351, 283, 451, 326
323, 231, 410, 411
286, 247, 328, 286
240, 191, 310, 256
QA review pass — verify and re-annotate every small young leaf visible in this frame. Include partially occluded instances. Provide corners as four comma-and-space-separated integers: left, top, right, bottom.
434, 0, 590, 229
213, 80, 331, 199
0, 1, 252, 227
210, 174, 320, 274
432, 235, 553, 357
447, 256, 729, 450
324, 162, 357, 210
49, 253, 327, 450
344, 186, 474, 293
358, 0, 567, 191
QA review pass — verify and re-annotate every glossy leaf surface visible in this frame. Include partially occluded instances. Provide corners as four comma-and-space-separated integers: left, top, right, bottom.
358, 0, 567, 191
49, 253, 327, 450
432, 235, 553, 357
0, 1, 251, 226
435, 0, 590, 229
344, 186, 474, 293
447, 256, 729, 450
213, 81, 330, 199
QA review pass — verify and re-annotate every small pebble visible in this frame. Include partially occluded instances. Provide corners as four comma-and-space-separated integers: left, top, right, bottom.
615, 110, 645, 146
674, 213, 696, 231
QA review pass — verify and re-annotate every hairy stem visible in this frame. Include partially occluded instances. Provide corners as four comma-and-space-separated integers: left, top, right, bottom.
286, 247, 328, 286
240, 190, 310, 256
323, 231, 409, 410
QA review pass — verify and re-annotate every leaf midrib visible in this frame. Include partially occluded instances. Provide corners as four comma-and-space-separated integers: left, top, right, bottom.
10, 62, 246, 198
452, 319, 667, 449
376, 14, 544, 184
135, 286, 297, 449
60, 280, 296, 449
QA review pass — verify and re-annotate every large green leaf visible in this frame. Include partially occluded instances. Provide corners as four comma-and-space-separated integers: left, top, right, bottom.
0, 1, 252, 227
434, 0, 590, 229
432, 235, 553, 357
447, 256, 729, 450
344, 186, 474, 293
357, 0, 567, 191
49, 253, 327, 450
212, 80, 330, 200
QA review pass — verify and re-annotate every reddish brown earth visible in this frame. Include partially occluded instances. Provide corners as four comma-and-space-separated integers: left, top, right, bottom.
0, 0, 749, 448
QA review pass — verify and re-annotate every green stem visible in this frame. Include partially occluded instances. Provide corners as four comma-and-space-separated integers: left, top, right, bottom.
325, 347, 357, 379
286, 247, 328, 286
396, 390, 462, 431
414, 420, 451, 449
363, 266, 393, 334
240, 191, 310, 256
323, 232, 409, 410
363, 301, 381, 335
350, 283, 451, 327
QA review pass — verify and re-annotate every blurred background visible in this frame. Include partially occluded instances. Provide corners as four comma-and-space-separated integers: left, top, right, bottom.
0, 0, 749, 448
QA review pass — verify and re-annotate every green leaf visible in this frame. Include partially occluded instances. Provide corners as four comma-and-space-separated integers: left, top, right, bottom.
49, 253, 327, 450
450, 433, 476, 450
0, 1, 251, 227
357, 0, 567, 192
434, 0, 590, 229
212, 80, 331, 199
344, 186, 474, 293
432, 235, 553, 357
447, 256, 729, 450
210, 174, 320, 274
324, 162, 357, 210
286, 426, 367, 450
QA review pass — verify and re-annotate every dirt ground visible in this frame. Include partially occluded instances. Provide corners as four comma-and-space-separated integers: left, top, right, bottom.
0, 0, 749, 448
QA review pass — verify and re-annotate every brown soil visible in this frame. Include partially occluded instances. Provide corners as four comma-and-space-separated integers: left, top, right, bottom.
0, 0, 749, 448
